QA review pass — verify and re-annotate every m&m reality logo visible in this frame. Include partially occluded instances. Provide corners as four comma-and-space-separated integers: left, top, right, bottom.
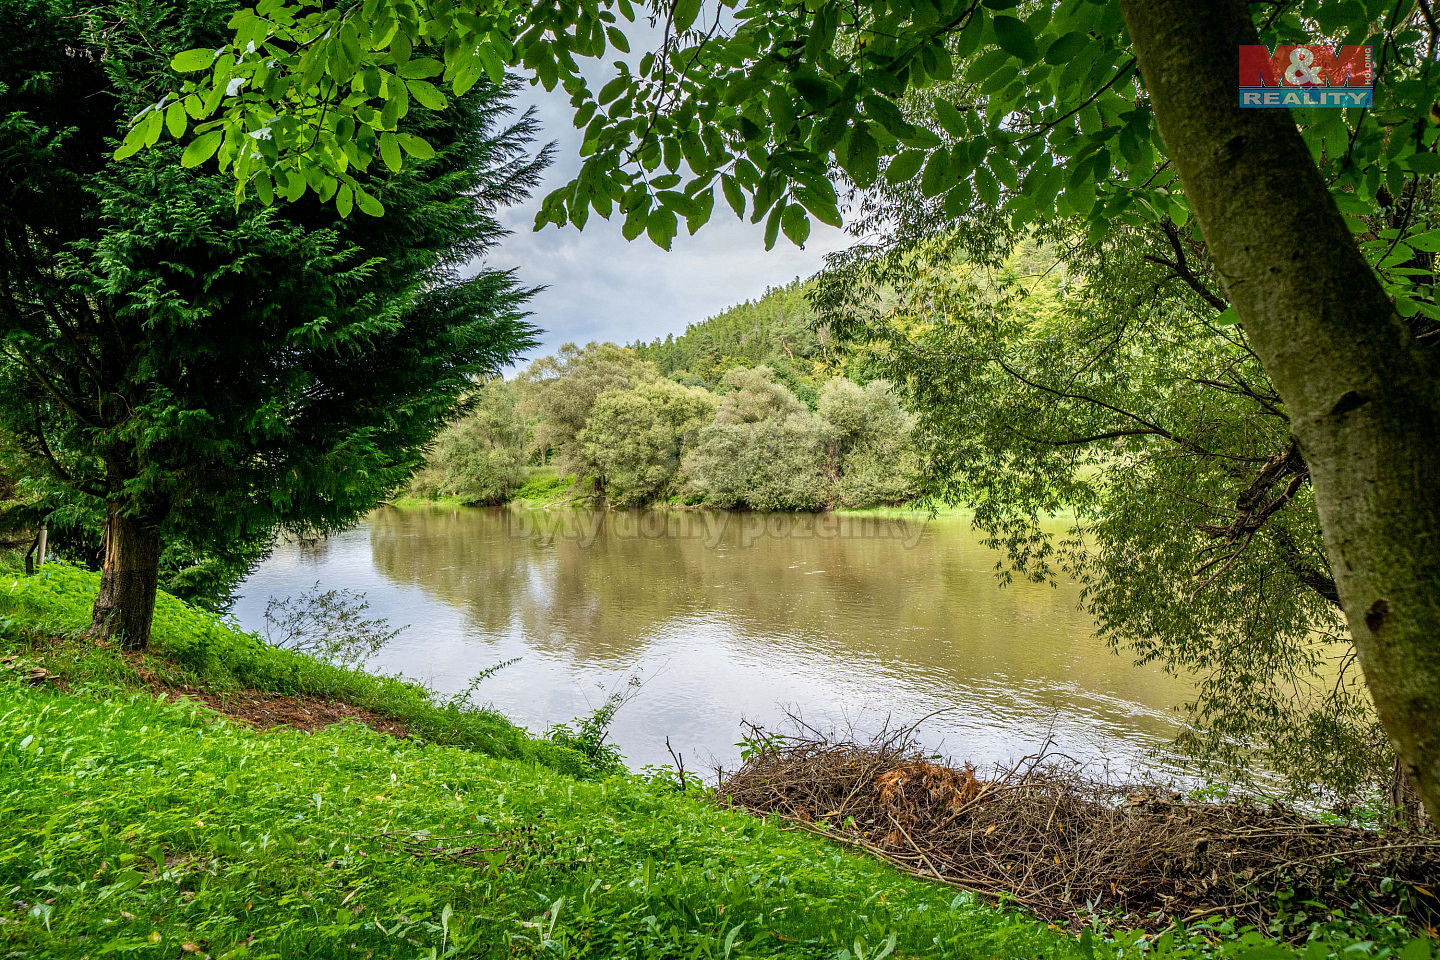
1239, 45, 1373, 108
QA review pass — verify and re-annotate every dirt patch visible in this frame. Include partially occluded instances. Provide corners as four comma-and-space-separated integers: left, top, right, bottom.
718, 726, 1440, 934
176, 686, 409, 738
122, 656, 408, 738
3, 634, 410, 739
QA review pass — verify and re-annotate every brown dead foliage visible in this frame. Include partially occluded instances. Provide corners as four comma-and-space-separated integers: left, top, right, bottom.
718, 726, 1440, 933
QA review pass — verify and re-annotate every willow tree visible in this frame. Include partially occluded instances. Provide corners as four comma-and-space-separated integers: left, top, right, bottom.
0, 0, 541, 647
134, 0, 1440, 819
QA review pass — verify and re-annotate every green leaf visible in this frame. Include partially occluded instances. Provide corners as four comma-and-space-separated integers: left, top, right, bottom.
885, 150, 925, 185
920, 147, 953, 198
763, 202, 782, 250
398, 58, 444, 80
721, 174, 745, 218
673, 0, 701, 32
781, 203, 811, 246
355, 187, 385, 216
646, 206, 677, 250
769, 88, 795, 137
933, 99, 967, 137
992, 16, 1038, 63
1043, 31, 1088, 65
180, 130, 223, 168
164, 101, 188, 139
1404, 153, 1440, 174
1406, 228, 1440, 252
336, 183, 354, 218
407, 80, 448, 110
1214, 306, 1239, 326
380, 133, 402, 172
974, 165, 999, 206
396, 133, 435, 160
476, 44, 505, 86
863, 95, 911, 140
171, 47, 219, 72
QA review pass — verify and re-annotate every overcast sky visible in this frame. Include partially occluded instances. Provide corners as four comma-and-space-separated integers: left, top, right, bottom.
484, 73, 852, 362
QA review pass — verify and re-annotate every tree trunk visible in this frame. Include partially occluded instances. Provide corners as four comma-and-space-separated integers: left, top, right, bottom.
1120, 0, 1440, 825
88, 501, 162, 650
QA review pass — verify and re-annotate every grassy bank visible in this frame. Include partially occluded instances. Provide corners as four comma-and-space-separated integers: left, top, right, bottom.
1, 564, 1430, 959
0, 562, 589, 775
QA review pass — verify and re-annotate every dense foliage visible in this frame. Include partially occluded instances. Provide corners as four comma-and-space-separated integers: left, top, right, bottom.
0, 0, 542, 640
410, 351, 920, 511
156, 0, 1440, 823
815, 202, 1411, 803
409, 382, 530, 506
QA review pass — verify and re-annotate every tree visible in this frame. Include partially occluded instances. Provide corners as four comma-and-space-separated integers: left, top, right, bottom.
0, 0, 541, 647
579, 378, 716, 505
683, 366, 829, 510
134, 0, 1440, 818
518, 342, 658, 476
409, 380, 529, 505
827, 210, 1405, 798
816, 378, 919, 507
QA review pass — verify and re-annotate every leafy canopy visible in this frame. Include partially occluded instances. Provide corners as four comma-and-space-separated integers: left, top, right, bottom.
131, 0, 1438, 298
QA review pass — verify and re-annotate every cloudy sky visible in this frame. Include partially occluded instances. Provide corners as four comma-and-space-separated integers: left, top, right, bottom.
485, 72, 852, 361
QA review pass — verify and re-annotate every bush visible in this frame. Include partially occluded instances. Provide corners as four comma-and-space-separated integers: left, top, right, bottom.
818, 378, 920, 507
579, 380, 715, 505
409, 381, 527, 504
682, 367, 829, 510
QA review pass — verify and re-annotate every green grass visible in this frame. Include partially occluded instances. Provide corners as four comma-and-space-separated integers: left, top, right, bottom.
512, 468, 582, 507
0, 563, 591, 776
832, 503, 973, 520
387, 494, 473, 510
0, 683, 1087, 960
0, 563, 1431, 960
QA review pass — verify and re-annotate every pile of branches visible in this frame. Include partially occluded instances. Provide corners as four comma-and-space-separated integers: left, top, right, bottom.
717, 725, 1440, 932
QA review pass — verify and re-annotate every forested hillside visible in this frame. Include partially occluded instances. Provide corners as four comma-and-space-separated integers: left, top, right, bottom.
629, 280, 859, 405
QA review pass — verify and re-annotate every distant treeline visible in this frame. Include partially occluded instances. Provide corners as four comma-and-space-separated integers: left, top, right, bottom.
410, 344, 918, 511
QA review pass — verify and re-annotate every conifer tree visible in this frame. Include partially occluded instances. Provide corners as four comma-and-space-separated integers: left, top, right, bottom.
0, 0, 542, 647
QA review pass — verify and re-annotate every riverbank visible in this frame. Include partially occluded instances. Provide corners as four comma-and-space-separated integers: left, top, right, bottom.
392, 467, 975, 519
0, 563, 1430, 959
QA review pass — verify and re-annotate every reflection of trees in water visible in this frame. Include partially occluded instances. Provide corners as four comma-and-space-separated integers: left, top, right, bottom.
366, 506, 1194, 710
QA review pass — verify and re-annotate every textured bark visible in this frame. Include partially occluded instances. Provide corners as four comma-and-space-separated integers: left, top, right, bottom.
88, 502, 162, 650
1120, 0, 1440, 823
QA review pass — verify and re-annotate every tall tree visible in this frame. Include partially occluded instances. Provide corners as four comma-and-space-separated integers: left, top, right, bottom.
578, 378, 716, 505
0, 0, 542, 647
128, 0, 1440, 818
518, 341, 658, 475
683, 366, 830, 510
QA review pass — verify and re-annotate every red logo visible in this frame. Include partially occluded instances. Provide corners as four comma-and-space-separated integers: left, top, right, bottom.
1239, 45, 1373, 87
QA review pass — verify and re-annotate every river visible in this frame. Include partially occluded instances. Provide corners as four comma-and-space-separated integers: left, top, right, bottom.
232, 505, 1198, 778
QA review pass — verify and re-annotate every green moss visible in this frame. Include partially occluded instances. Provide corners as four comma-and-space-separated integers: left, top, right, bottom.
386, 494, 474, 510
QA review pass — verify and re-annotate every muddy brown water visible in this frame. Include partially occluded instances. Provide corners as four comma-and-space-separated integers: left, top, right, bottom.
233, 505, 1198, 776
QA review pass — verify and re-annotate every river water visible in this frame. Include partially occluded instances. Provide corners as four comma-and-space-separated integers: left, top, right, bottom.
232, 505, 1197, 777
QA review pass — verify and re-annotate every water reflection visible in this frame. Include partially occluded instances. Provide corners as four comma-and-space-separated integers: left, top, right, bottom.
233, 505, 1197, 775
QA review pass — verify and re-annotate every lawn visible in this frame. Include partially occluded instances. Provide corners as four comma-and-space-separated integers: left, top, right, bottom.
0, 563, 1431, 959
